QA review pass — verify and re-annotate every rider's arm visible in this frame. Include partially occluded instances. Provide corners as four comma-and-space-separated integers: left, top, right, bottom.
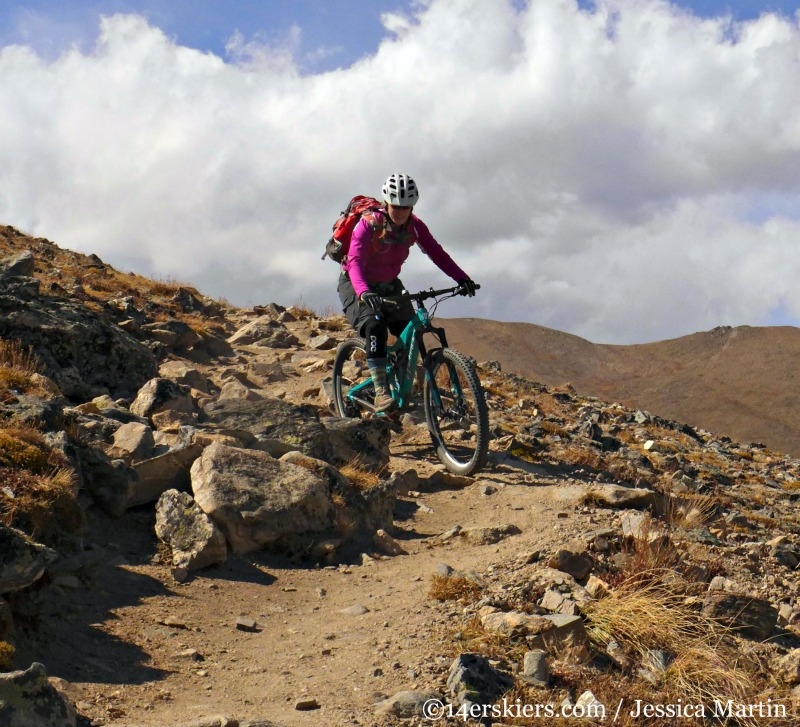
413, 217, 469, 282
344, 217, 375, 299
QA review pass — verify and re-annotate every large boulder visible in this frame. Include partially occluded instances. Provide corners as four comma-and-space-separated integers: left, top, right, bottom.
130, 378, 194, 420
321, 417, 392, 473
227, 316, 299, 348
155, 489, 227, 570
0, 262, 157, 400
0, 662, 76, 727
280, 451, 397, 544
129, 443, 204, 508
0, 525, 57, 594
200, 398, 329, 460
71, 445, 138, 517
190, 442, 334, 554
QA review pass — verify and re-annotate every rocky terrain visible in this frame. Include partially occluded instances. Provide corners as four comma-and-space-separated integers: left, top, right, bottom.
2, 224, 800, 727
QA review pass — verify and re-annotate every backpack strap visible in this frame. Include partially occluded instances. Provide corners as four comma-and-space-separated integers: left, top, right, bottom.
363, 209, 387, 241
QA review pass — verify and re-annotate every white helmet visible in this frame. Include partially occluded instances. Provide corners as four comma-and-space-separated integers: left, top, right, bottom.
382, 173, 419, 207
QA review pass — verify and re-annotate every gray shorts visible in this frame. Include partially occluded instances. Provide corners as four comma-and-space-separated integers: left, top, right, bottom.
337, 273, 415, 335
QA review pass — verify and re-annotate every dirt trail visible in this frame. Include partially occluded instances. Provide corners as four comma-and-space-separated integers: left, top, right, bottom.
27, 427, 593, 727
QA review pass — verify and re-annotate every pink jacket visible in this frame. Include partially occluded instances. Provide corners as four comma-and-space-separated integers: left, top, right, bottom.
343, 210, 467, 298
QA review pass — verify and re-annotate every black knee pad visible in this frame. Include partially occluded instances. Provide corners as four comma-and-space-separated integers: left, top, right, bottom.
362, 318, 388, 359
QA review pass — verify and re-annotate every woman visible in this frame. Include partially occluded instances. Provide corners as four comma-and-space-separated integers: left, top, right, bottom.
338, 173, 477, 412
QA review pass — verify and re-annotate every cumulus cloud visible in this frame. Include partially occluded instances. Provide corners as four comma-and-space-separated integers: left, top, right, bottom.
1, 0, 800, 343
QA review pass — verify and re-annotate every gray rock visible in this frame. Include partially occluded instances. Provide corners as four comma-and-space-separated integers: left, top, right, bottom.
0, 276, 157, 400
109, 421, 155, 462
522, 649, 549, 685
131, 378, 194, 419
373, 529, 407, 556
775, 649, 800, 685
279, 451, 398, 545
191, 442, 333, 554
340, 604, 369, 615
375, 690, 443, 718
158, 360, 214, 394
586, 484, 658, 509
130, 443, 204, 507
72, 445, 138, 517
322, 417, 391, 473
141, 320, 203, 351
201, 398, 329, 461
155, 489, 227, 570
0, 662, 76, 727
308, 334, 337, 350
446, 652, 513, 707
461, 524, 521, 545
540, 588, 579, 615
0, 525, 57, 594
1, 250, 35, 277
227, 316, 299, 348
547, 545, 593, 580
0, 394, 65, 432
702, 591, 778, 640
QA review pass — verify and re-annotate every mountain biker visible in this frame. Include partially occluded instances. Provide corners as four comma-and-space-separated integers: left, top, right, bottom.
337, 173, 477, 412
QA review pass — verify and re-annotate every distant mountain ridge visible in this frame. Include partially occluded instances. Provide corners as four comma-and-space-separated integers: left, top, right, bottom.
442, 317, 800, 458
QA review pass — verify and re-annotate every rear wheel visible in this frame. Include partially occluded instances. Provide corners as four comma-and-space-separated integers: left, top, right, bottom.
332, 337, 372, 418
423, 348, 489, 475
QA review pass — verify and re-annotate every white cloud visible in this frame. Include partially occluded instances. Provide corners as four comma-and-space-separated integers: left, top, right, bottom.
1, 0, 800, 343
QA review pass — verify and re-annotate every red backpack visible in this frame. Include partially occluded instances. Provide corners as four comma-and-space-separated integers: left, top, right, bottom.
322, 195, 385, 263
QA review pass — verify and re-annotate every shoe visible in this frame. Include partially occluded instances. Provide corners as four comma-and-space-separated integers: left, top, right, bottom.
373, 392, 396, 413
367, 358, 396, 413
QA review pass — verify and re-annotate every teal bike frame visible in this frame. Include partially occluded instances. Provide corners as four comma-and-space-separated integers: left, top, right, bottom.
344, 287, 459, 414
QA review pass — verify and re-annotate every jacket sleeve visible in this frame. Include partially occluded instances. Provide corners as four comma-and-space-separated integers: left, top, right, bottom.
344, 217, 374, 298
414, 217, 467, 281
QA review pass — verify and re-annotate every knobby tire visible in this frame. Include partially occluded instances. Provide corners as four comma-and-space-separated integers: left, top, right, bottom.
424, 348, 489, 476
331, 337, 370, 418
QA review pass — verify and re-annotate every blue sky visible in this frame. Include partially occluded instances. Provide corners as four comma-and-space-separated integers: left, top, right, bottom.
1, 0, 800, 344
2, 1, 798, 70
0, 1, 414, 71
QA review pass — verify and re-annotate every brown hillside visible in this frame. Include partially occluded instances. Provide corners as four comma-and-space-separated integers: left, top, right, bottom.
442, 318, 800, 458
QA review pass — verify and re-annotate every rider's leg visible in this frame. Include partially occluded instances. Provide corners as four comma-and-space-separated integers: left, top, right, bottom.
367, 360, 394, 412
363, 318, 395, 412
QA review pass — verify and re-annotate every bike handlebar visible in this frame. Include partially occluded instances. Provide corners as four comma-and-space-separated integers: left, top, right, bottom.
380, 282, 481, 306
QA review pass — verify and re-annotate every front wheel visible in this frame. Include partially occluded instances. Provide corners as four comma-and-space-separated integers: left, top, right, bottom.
424, 348, 490, 476
331, 337, 371, 418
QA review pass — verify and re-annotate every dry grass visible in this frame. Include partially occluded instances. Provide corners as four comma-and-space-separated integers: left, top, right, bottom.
147, 276, 196, 297
561, 445, 641, 484
450, 615, 516, 662
428, 573, 483, 603
338, 456, 385, 485
482, 379, 519, 409
537, 390, 572, 417
582, 580, 772, 724
660, 492, 720, 529
591, 511, 723, 590
0, 230, 232, 345
0, 339, 47, 400
0, 426, 53, 472
0, 466, 81, 543
445, 587, 787, 727
288, 301, 317, 320
0, 641, 14, 671
0, 423, 81, 543
0, 339, 41, 372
